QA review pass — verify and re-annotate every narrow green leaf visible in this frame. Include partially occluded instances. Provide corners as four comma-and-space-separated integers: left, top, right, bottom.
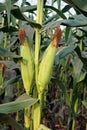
56, 44, 76, 60
3, 75, 21, 88
75, 46, 87, 70
62, 19, 87, 27
0, 32, 4, 44
39, 124, 51, 130
62, 0, 87, 16
45, 5, 67, 19
57, 79, 70, 106
5, 0, 11, 25
0, 26, 18, 32
11, 0, 19, 4
71, 0, 87, 12
62, 4, 71, 13
82, 100, 87, 108
0, 93, 38, 114
0, 2, 5, 12
41, 20, 62, 32
77, 71, 86, 83
0, 47, 14, 57
65, 26, 71, 42
20, 5, 36, 12
0, 47, 22, 59
11, 6, 41, 28
73, 57, 83, 84
0, 113, 24, 130
11, 6, 27, 21
0, 60, 20, 69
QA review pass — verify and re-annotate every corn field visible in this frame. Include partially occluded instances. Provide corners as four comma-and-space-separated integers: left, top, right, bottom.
0, 0, 87, 130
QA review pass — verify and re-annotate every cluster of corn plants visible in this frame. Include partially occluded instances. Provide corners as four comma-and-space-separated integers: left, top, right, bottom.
0, 0, 87, 130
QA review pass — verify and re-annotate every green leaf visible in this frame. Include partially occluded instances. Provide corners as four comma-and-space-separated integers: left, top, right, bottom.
62, 19, 87, 27
0, 93, 38, 114
11, 6, 41, 28
0, 47, 14, 57
0, 32, 4, 44
41, 20, 62, 32
0, 60, 20, 69
11, 6, 27, 21
75, 46, 87, 70
65, 26, 71, 42
3, 75, 21, 89
77, 71, 86, 83
20, 5, 36, 12
56, 44, 76, 60
11, 0, 19, 4
45, 5, 67, 19
0, 26, 18, 32
39, 124, 51, 130
62, 0, 87, 16
5, 0, 11, 25
57, 79, 70, 106
82, 100, 87, 108
71, 0, 87, 12
0, 47, 22, 59
55, 44, 75, 65
62, 4, 71, 13
0, 2, 5, 12
73, 57, 83, 84
61, 14, 87, 27
0, 113, 24, 130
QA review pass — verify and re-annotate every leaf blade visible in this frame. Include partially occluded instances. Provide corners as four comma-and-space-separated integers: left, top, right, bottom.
0, 93, 38, 114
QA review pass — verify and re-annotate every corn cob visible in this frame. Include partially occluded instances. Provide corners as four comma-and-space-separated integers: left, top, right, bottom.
18, 29, 34, 94
38, 28, 62, 93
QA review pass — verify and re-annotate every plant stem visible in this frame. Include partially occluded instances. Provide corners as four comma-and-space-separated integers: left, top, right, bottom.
72, 99, 78, 130
57, 0, 61, 10
33, 91, 43, 130
24, 92, 31, 130
34, 0, 44, 129
35, 0, 44, 86
72, 119, 75, 130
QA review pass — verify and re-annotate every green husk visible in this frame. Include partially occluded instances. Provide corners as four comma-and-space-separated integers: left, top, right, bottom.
18, 29, 34, 94
38, 28, 62, 93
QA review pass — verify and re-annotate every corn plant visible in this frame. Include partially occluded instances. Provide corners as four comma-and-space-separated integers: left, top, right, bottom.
0, 0, 87, 130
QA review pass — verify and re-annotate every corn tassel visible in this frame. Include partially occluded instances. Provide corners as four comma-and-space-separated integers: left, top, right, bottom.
38, 28, 62, 93
18, 29, 34, 94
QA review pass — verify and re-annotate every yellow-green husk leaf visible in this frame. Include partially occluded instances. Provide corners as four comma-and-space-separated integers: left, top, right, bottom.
38, 43, 57, 92
38, 28, 62, 93
19, 29, 34, 94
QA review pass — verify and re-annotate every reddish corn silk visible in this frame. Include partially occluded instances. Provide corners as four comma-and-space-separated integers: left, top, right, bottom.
51, 28, 62, 48
18, 29, 27, 45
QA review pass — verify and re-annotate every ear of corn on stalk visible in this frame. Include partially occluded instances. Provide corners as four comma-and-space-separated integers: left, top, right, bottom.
38, 28, 62, 93
18, 29, 34, 94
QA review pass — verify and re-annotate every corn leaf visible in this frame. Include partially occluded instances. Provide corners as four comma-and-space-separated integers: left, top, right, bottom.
5, 0, 11, 25
0, 113, 24, 130
3, 75, 21, 89
71, 0, 87, 12
0, 2, 5, 12
82, 101, 87, 108
39, 124, 51, 130
0, 93, 38, 114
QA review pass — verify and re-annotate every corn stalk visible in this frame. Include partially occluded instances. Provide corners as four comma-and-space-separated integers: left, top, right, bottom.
34, 0, 44, 130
